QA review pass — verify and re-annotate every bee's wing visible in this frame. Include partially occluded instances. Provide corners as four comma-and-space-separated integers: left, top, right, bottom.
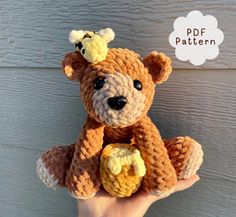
97, 28, 115, 43
69, 30, 86, 44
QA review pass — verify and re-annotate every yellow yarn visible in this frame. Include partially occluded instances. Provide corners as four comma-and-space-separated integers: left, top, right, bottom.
100, 143, 146, 197
82, 35, 108, 64
68, 28, 115, 64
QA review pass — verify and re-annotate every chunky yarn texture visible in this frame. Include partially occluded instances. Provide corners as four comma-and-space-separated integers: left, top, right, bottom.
100, 143, 145, 197
37, 44, 203, 199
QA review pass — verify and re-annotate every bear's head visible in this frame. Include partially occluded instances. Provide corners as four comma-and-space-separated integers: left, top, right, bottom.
62, 48, 172, 128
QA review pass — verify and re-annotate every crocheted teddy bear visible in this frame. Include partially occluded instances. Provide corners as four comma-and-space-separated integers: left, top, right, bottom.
37, 29, 203, 199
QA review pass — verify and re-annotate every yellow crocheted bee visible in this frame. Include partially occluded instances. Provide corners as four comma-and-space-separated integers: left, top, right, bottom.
69, 28, 115, 64
100, 143, 146, 197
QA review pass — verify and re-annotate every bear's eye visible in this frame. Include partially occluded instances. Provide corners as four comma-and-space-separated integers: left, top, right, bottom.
133, 80, 142, 91
93, 77, 105, 90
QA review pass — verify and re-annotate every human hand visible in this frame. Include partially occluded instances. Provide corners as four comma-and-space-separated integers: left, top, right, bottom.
77, 175, 200, 217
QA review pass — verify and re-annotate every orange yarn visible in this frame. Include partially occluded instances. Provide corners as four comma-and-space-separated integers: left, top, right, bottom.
37, 136, 203, 197
37, 44, 203, 199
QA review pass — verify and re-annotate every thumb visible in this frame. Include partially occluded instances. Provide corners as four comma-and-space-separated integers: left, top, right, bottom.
133, 175, 200, 204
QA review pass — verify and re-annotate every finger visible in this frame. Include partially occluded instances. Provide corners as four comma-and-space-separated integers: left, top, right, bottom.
137, 175, 200, 204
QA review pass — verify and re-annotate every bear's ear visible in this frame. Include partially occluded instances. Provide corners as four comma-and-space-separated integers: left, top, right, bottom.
143, 51, 172, 84
61, 51, 88, 81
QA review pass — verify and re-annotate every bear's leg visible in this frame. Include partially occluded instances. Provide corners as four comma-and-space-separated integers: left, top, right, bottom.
36, 144, 75, 189
36, 137, 203, 193
164, 136, 203, 180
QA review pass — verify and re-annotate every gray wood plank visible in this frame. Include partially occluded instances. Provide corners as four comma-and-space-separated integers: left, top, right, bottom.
0, 68, 86, 151
0, 145, 77, 217
0, 0, 235, 69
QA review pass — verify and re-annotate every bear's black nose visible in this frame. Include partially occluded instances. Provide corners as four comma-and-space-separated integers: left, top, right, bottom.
107, 96, 127, 110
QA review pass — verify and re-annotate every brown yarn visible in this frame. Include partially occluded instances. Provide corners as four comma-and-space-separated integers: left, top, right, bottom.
62, 49, 155, 125
38, 136, 203, 190
164, 136, 193, 179
40, 144, 75, 187
164, 136, 203, 179
132, 116, 177, 193
37, 48, 203, 199
143, 51, 172, 84
65, 116, 105, 198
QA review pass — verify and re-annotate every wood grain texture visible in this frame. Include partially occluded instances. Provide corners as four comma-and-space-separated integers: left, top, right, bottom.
0, 68, 85, 151
0, 0, 235, 69
0, 68, 235, 217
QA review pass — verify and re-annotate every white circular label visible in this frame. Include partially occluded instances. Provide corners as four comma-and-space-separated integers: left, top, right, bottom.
169, 10, 224, 66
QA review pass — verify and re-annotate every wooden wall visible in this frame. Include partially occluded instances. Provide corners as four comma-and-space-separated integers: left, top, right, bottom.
0, 1, 235, 216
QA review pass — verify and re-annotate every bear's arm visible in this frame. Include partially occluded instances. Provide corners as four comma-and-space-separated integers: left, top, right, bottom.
65, 116, 105, 199
132, 115, 177, 195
